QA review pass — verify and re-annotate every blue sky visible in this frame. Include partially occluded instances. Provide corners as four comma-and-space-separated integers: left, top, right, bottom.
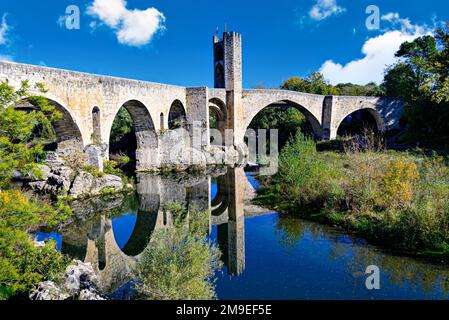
0, 0, 447, 88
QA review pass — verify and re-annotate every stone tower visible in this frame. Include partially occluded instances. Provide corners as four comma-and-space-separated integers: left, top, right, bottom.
213, 30, 242, 92
213, 29, 244, 146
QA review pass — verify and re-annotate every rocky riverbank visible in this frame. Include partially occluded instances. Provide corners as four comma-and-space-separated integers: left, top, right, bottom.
19, 152, 129, 200
30, 260, 106, 300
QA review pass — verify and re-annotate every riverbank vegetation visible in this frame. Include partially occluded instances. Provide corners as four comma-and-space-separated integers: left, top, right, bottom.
0, 191, 71, 299
134, 202, 222, 300
0, 81, 75, 299
254, 24, 449, 257
256, 131, 449, 256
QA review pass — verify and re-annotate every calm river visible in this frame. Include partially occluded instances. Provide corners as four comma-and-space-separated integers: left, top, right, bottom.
37, 167, 449, 300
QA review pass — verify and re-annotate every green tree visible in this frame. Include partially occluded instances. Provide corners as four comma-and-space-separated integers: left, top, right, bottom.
382, 24, 449, 147
282, 72, 337, 95
426, 23, 449, 103
335, 82, 383, 96
0, 81, 72, 299
0, 80, 61, 189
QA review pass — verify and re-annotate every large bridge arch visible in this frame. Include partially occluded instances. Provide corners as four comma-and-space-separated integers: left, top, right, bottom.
244, 99, 323, 139
20, 96, 85, 157
107, 99, 159, 171
241, 90, 325, 142
330, 96, 402, 139
335, 107, 385, 137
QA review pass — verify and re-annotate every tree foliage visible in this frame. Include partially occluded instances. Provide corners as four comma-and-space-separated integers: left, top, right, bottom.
282, 72, 339, 95
0, 190, 71, 297
382, 23, 449, 147
110, 107, 133, 144
0, 80, 71, 299
0, 80, 61, 189
281, 72, 383, 96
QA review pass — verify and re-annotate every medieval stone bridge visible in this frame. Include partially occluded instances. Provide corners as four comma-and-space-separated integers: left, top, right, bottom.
0, 30, 403, 171
62, 167, 251, 293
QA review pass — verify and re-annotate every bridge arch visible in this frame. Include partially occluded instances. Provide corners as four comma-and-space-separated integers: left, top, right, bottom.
211, 175, 229, 217
117, 204, 160, 257
209, 98, 226, 119
335, 107, 385, 137
168, 99, 187, 130
245, 99, 323, 139
109, 100, 159, 171
209, 98, 227, 145
20, 97, 85, 157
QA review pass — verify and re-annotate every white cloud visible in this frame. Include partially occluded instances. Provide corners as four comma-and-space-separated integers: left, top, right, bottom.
320, 13, 433, 85
87, 0, 165, 47
381, 12, 429, 35
309, 0, 346, 21
0, 14, 9, 45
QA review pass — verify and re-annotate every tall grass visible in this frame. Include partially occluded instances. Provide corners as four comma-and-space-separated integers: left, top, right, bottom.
259, 132, 449, 256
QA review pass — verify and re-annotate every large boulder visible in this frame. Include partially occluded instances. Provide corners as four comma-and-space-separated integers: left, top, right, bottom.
69, 171, 95, 198
69, 171, 124, 198
91, 174, 123, 194
64, 261, 98, 295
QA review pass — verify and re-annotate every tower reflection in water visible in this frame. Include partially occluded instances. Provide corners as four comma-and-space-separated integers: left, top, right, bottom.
59, 167, 250, 294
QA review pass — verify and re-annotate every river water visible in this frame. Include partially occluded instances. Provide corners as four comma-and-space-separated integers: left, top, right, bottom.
36, 167, 449, 300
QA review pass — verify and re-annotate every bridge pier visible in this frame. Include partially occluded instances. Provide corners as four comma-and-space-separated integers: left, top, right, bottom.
85, 144, 108, 172
321, 96, 334, 141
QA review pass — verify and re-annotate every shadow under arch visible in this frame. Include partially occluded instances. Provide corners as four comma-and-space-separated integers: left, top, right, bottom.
336, 108, 384, 137
245, 99, 323, 140
17, 97, 84, 156
168, 99, 187, 130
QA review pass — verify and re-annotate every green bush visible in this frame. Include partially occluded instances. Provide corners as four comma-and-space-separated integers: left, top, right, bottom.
0, 191, 71, 295
134, 202, 221, 300
277, 131, 341, 208
0, 80, 61, 189
80, 164, 104, 178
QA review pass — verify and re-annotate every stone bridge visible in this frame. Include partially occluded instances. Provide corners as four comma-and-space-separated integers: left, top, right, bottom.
61, 167, 252, 293
0, 30, 403, 171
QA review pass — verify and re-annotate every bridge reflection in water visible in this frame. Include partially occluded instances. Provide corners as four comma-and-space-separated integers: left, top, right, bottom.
59, 167, 265, 294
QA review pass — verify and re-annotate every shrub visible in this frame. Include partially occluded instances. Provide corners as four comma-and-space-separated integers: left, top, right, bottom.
134, 202, 221, 300
0, 190, 71, 295
80, 165, 104, 178
381, 158, 419, 209
278, 131, 341, 208
134, 229, 221, 300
